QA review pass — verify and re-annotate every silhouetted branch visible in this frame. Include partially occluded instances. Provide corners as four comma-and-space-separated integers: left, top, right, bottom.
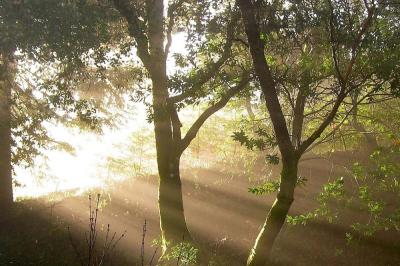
179, 71, 251, 153
168, 11, 240, 104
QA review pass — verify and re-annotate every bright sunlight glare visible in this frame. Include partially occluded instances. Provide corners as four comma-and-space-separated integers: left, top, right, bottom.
14, 32, 189, 199
14, 103, 150, 198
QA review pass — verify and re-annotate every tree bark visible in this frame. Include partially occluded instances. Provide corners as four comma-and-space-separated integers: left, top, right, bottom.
247, 157, 299, 266
238, 1, 299, 264
237, 0, 294, 157
291, 92, 306, 149
0, 53, 14, 214
158, 152, 193, 246
149, 53, 193, 248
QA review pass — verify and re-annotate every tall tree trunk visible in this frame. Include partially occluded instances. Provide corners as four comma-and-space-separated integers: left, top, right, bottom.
147, 0, 192, 248
112, 0, 193, 248
247, 156, 299, 266
158, 152, 192, 246
238, 1, 299, 264
0, 53, 14, 214
148, 20, 192, 247
151, 69, 192, 247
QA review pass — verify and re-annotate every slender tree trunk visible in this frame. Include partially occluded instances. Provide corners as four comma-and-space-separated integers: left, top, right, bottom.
0, 53, 14, 214
291, 92, 306, 148
351, 96, 378, 152
353, 120, 378, 151
245, 95, 255, 120
158, 152, 192, 246
247, 156, 299, 266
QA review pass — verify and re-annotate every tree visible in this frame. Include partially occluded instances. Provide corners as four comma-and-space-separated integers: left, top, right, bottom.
237, 0, 398, 265
110, 0, 251, 247
0, 0, 121, 213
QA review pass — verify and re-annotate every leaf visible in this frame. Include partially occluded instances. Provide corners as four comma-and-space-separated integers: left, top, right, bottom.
265, 154, 279, 165
248, 181, 280, 195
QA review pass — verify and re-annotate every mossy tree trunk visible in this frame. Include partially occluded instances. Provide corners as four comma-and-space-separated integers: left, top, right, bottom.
247, 156, 299, 266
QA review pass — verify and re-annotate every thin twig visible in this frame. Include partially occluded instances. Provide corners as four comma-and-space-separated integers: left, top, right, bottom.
149, 247, 159, 266
141, 219, 147, 266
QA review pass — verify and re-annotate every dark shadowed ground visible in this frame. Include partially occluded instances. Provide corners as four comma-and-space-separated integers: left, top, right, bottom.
1, 151, 399, 265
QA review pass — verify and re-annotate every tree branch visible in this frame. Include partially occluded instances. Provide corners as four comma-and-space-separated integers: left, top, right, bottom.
291, 90, 306, 148
168, 10, 240, 104
169, 104, 182, 144
238, 0, 294, 157
303, 86, 379, 153
112, 0, 151, 68
342, 4, 376, 83
179, 71, 250, 153
298, 1, 377, 154
327, 0, 344, 87
165, 0, 185, 57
